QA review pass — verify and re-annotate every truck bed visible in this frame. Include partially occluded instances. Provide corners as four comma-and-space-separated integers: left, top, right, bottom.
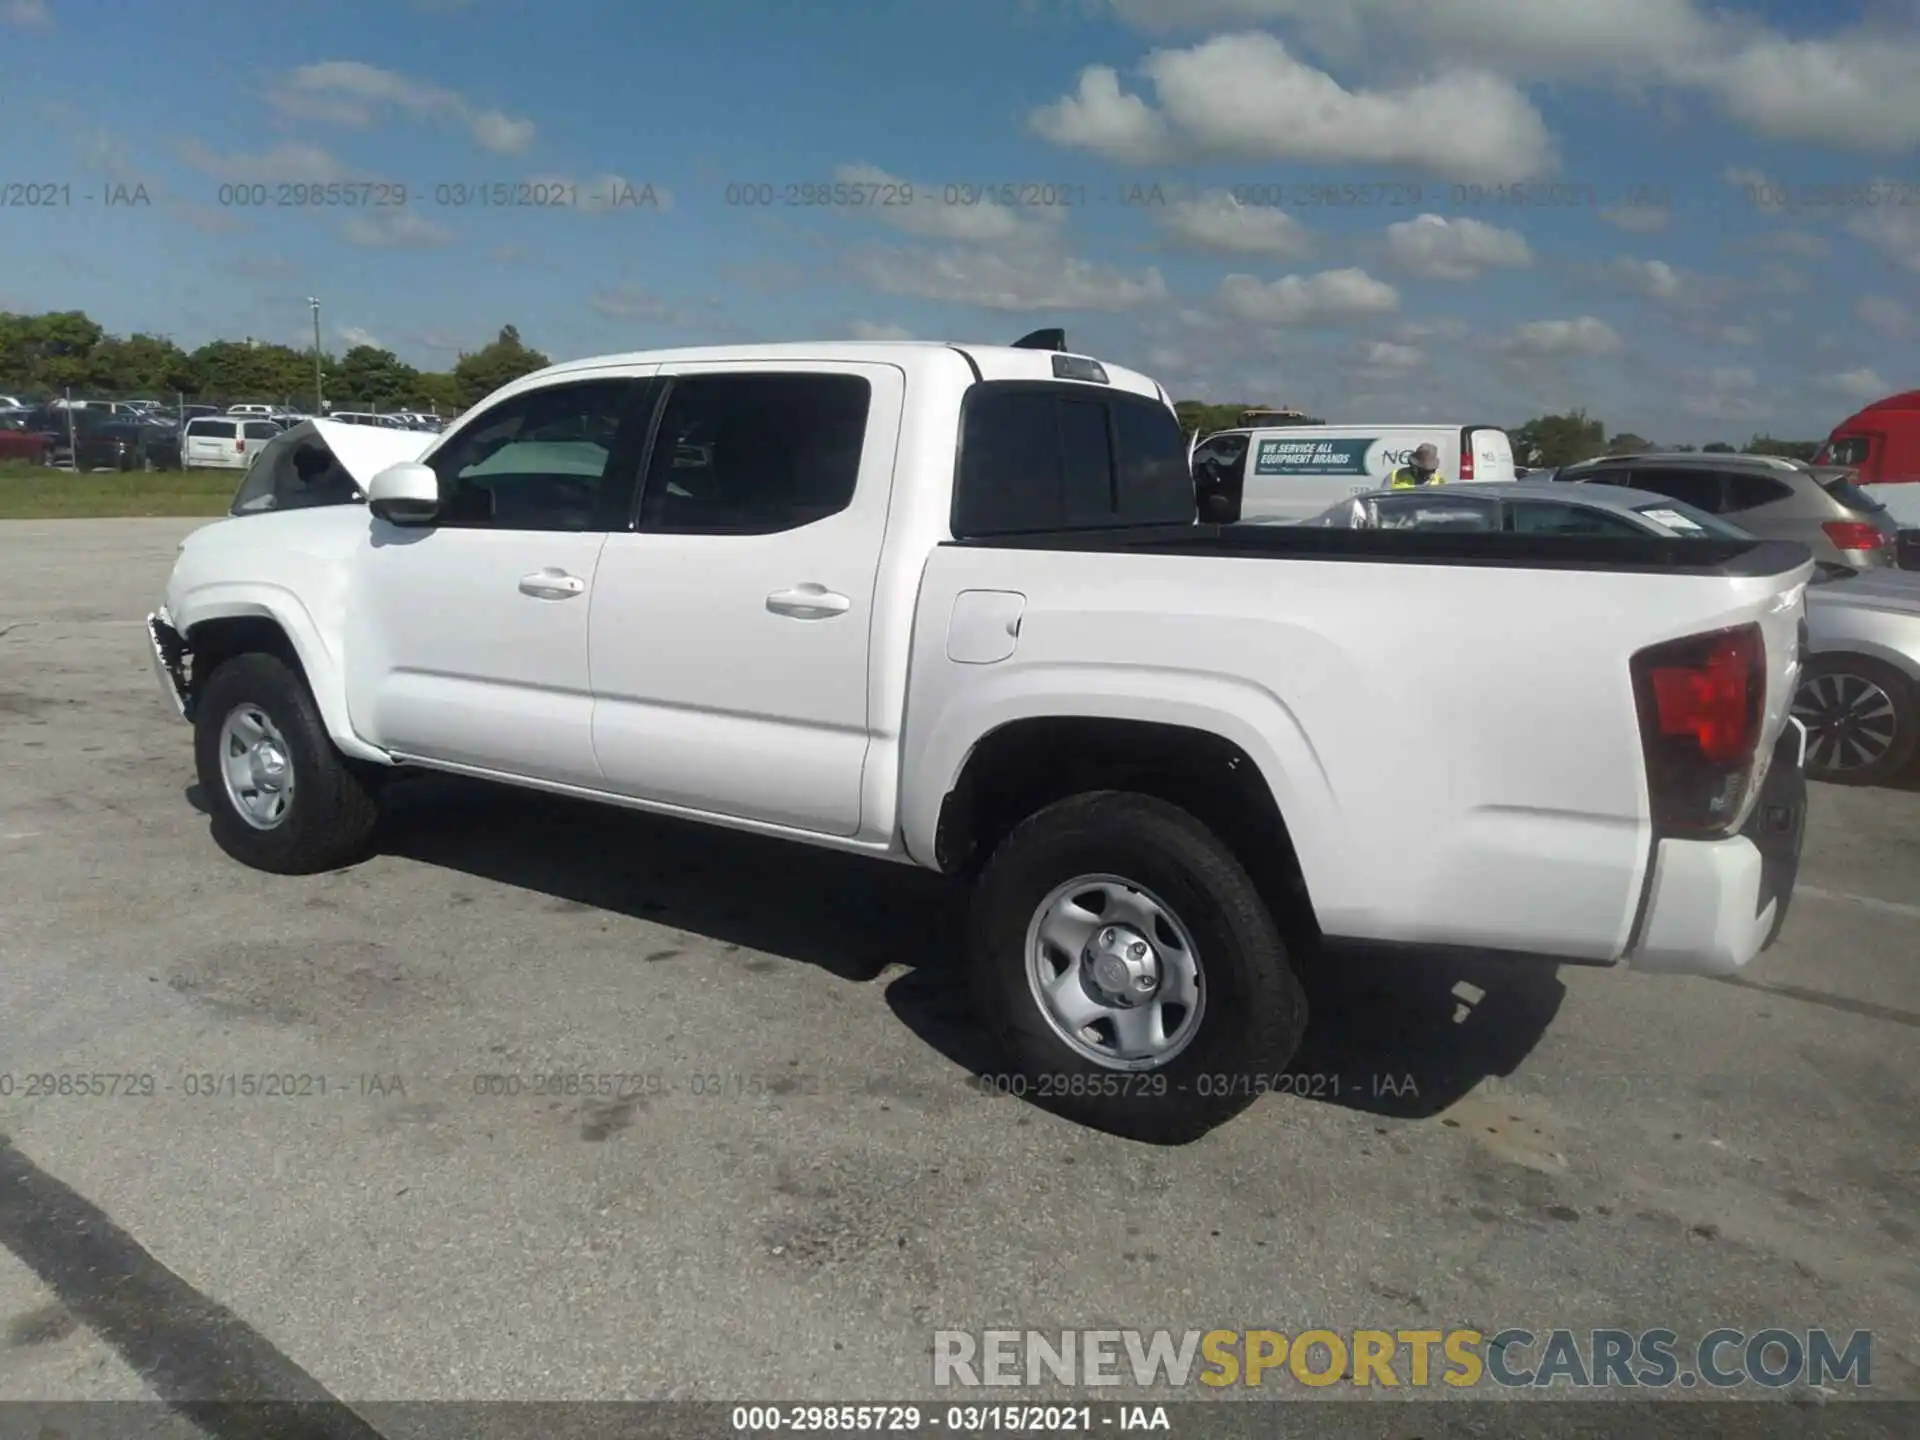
945, 523, 1813, 577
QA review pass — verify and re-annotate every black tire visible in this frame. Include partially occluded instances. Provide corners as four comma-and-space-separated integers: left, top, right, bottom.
968, 791, 1308, 1143
1795, 654, 1919, 786
193, 652, 379, 874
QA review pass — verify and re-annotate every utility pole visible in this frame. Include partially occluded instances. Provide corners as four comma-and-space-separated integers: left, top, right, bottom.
308, 297, 323, 414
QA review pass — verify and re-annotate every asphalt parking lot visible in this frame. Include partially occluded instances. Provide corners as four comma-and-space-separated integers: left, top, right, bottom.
1, 518, 1916, 1424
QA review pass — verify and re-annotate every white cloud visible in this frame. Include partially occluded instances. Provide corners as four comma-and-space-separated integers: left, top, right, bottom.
1215, 268, 1400, 325
1382, 213, 1531, 280
1821, 367, 1892, 403
1028, 67, 1175, 164
1597, 257, 1689, 305
1697, 35, 1920, 153
177, 139, 357, 183
853, 246, 1168, 313
1106, 3, 1920, 151
1855, 295, 1913, 341
832, 164, 1057, 243
1498, 316, 1625, 358
1031, 34, 1554, 181
1353, 340, 1422, 380
1598, 202, 1670, 234
2, 0, 51, 29
268, 61, 535, 154
340, 211, 454, 248
1847, 184, 1920, 273
1155, 190, 1314, 259
337, 326, 384, 349
849, 320, 916, 341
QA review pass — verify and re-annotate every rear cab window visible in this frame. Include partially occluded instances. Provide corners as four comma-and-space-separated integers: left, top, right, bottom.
953, 383, 1193, 536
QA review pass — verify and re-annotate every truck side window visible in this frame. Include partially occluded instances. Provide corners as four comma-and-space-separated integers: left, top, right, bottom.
953, 384, 1196, 536
430, 378, 646, 532
638, 373, 871, 534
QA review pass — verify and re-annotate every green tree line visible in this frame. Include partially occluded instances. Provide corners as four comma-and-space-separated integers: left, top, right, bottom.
0, 310, 552, 413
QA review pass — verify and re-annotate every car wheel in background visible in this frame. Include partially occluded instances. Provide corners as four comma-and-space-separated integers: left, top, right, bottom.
968, 790, 1309, 1143
1793, 654, 1919, 786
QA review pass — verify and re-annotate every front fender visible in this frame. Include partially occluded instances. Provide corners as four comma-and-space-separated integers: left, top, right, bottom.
172, 583, 388, 764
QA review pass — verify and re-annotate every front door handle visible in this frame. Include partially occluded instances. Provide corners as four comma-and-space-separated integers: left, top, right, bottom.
766, 583, 851, 618
519, 569, 586, 599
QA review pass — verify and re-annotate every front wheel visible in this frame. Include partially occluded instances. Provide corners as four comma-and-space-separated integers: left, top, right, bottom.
968, 791, 1308, 1142
1794, 654, 1918, 785
192, 652, 379, 873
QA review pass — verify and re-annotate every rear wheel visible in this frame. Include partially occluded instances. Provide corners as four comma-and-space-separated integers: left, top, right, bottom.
192, 652, 379, 873
1794, 654, 1918, 785
968, 791, 1308, 1143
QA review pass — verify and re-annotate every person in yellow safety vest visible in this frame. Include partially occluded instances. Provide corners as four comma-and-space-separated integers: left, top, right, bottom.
1389, 442, 1445, 488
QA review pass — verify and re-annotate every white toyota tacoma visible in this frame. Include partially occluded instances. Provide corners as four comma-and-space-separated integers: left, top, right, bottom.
148, 336, 1813, 1138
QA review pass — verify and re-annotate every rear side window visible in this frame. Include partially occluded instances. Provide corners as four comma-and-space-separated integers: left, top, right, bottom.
1724, 473, 1794, 511
953, 384, 1194, 536
1625, 467, 1725, 512
638, 372, 871, 534
1819, 473, 1886, 513
243, 422, 280, 440
189, 420, 237, 439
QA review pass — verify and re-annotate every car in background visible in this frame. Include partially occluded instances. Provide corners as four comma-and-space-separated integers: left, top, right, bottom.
1797, 569, 1920, 785
69, 418, 183, 472
1273, 480, 1752, 540
0, 409, 51, 463
0, 394, 28, 411
182, 415, 282, 470
1197, 421, 1518, 523
326, 410, 412, 429
1276, 479, 1917, 785
227, 404, 277, 419
1550, 451, 1898, 573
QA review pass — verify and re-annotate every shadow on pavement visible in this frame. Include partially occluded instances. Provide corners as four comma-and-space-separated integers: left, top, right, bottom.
193, 773, 1569, 1132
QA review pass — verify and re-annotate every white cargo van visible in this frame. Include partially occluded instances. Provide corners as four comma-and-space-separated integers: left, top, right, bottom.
1195, 423, 1516, 522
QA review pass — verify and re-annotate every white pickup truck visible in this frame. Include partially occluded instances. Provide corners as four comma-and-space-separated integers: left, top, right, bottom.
148, 336, 1813, 1139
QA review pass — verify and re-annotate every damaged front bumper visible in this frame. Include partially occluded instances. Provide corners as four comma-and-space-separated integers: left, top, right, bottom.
146, 608, 191, 721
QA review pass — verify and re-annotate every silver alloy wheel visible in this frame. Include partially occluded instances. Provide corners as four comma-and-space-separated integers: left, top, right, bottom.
1794, 671, 1900, 773
1024, 874, 1205, 1071
217, 703, 295, 829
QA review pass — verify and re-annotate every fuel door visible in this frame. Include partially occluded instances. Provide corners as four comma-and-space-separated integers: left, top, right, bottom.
946, 589, 1026, 664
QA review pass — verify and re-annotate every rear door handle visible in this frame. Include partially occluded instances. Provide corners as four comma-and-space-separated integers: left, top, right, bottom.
766, 583, 851, 618
519, 569, 586, 599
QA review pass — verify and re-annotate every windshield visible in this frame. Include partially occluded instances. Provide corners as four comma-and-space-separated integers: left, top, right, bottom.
1630, 499, 1750, 538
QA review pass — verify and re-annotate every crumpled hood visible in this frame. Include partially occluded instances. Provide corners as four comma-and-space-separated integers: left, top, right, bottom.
294, 417, 436, 486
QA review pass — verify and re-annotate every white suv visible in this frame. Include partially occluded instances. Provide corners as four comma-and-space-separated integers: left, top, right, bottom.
183, 416, 282, 470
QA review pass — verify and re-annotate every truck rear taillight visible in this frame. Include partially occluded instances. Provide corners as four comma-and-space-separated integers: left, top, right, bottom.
1821, 520, 1887, 552
1459, 445, 1475, 481
1631, 624, 1766, 837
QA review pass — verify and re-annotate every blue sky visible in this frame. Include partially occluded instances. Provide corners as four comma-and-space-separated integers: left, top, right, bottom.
2, 0, 1916, 439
